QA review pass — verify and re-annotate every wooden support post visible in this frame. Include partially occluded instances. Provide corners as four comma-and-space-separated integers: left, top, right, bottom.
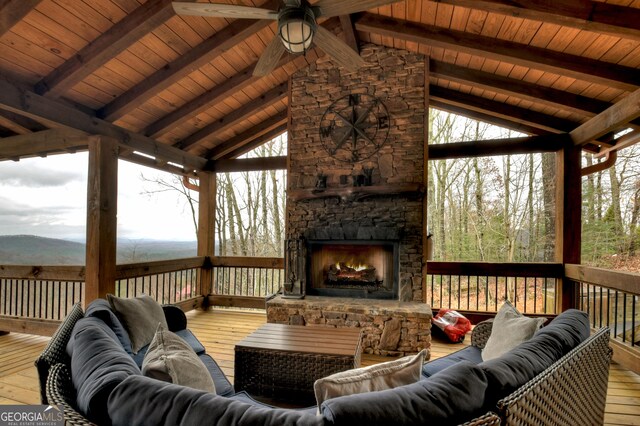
85, 136, 119, 306
422, 57, 430, 304
197, 172, 216, 308
555, 144, 582, 312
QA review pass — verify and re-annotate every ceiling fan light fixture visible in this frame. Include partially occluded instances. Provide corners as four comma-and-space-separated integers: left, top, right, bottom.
277, 4, 317, 54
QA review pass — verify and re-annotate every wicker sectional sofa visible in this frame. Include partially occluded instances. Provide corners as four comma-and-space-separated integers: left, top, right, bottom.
36, 300, 611, 426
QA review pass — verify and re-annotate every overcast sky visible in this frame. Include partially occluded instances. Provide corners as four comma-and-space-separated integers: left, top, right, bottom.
0, 153, 198, 241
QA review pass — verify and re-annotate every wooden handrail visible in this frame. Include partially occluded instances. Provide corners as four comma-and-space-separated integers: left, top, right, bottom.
427, 261, 564, 278
565, 264, 640, 295
211, 256, 284, 269
0, 265, 86, 281
115, 257, 206, 280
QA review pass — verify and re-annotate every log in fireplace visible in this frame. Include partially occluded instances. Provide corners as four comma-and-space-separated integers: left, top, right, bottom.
306, 240, 399, 299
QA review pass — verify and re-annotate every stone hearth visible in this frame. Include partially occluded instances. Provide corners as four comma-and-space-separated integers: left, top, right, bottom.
266, 296, 432, 357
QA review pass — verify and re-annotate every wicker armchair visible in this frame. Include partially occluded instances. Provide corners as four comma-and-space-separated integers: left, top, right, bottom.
46, 363, 96, 426
470, 319, 612, 426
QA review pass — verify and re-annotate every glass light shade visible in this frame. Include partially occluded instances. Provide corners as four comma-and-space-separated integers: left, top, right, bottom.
279, 20, 314, 53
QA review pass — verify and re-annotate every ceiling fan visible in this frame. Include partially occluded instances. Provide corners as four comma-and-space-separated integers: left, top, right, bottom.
172, 0, 403, 76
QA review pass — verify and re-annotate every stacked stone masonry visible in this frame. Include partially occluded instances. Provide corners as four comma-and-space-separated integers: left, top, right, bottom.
287, 44, 427, 302
267, 296, 432, 357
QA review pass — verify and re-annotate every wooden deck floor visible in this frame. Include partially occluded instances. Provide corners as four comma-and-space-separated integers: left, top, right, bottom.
0, 309, 638, 425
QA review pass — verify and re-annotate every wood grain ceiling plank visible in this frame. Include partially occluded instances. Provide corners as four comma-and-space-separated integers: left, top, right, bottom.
35, 0, 175, 97
175, 81, 287, 151
354, 13, 640, 90
0, 0, 42, 37
1, 31, 66, 69
436, 0, 640, 42
11, 20, 77, 61
99, 19, 270, 121
22, 9, 91, 49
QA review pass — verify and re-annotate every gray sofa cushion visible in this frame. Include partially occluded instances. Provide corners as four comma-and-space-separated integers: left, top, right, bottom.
132, 329, 205, 367
108, 375, 323, 426
230, 391, 317, 415
200, 354, 234, 397
69, 317, 140, 424
322, 361, 489, 426
480, 309, 590, 409
85, 299, 133, 355
421, 345, 482, 378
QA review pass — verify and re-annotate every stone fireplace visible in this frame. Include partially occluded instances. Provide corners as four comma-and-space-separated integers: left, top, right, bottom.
286, 43, 427, 303
268, 44, 431, 357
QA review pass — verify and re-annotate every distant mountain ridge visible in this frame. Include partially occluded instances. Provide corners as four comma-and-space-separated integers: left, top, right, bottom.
0, 235, 197, 265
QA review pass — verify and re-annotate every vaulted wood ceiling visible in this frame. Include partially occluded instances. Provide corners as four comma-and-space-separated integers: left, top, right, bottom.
0, 0, 639, 172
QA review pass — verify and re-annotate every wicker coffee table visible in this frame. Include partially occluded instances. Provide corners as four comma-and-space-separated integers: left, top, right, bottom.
234, 323, 362, 405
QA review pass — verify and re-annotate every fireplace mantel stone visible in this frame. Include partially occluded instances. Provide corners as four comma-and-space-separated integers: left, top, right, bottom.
266, 295, 432, 357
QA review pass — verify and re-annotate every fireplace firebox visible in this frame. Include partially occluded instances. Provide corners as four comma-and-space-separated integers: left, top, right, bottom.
306, 240, 399, 299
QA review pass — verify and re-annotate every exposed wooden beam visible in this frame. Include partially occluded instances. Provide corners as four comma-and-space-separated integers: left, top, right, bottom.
0, 108, 47, 134
355, 13, 640, 91
429, 60, 611, 117
98, 18, 272, 121
206, 156, 287, 173
117, 151, 198, 177
197, 172, 215, 302
430, 85, 579, 133
206, 111, 288, 159
0, 75, 206, 171
429, 101, 548, 136
571, 88, 640, 146
35, 0, 175, 97
0, 129, 89, 160
428, 134, 568, 159
339, 15, 360, 52
0, 0, 42, 37
596, 130, 640, 158
175, 82, 288, 151
434, 0, 640, 42
220, 124, 287, 160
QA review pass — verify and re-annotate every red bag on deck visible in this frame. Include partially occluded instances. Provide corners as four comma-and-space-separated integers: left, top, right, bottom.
432, 309, 472, 343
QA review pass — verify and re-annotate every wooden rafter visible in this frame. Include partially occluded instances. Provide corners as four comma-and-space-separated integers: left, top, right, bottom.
429, 101, 549, 136
206, 111, 288, 160
176, 82, 288, 151
571, 88, 640, 146
143, 18, 340, 139
98, 18, 273, 121
339, 15, 360, 53
0, 108, 47, 134
35, 0, 175, 97
428, 134, 568, 160
430, 85, 579, 133
0, 0, 42, 37
434, 0, 640, 42
596, 131, 640, 158
0, 75, 206, 171
355, 13, 640, 91
429, 60, 611, 117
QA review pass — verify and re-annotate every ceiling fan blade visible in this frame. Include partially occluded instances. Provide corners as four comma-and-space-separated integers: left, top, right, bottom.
313, 26, 365, 72
172, 2, 278, 20
253, 37, 286, 77
314, 0, 404, 18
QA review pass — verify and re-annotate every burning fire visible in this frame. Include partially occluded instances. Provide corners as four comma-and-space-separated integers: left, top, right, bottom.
336, 262, 369, 272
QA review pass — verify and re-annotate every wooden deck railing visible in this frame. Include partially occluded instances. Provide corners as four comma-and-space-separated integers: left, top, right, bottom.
211, 256, 284, 298
115, 257, 205, 307
426, 262, 563, 315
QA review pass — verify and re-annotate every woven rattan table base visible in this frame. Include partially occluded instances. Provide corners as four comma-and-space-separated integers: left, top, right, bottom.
235, 324, 362, 404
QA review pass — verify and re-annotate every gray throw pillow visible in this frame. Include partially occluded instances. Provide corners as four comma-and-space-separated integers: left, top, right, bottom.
142, 324, 216, 393
482, 300, 545, 361
107, 294, 167, 354
314, 349, 427, 407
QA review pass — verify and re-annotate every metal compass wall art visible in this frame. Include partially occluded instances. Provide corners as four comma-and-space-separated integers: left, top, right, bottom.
319, 93, 390, 163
